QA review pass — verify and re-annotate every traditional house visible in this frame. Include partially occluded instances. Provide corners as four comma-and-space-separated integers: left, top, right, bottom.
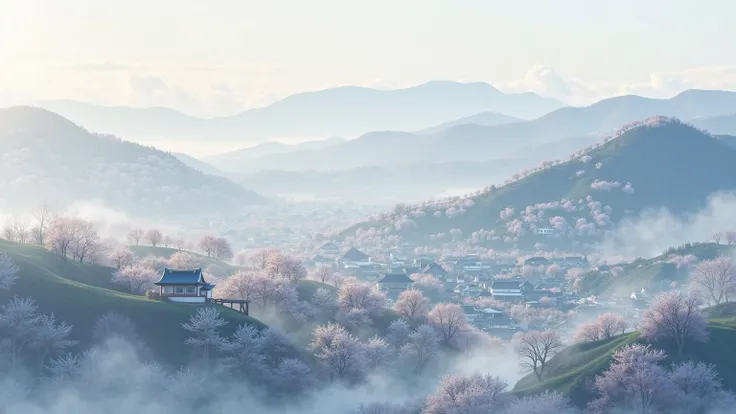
319, 242, 341, 258
462, 305, 479, 323
490, 280, 524, 302
342, 247, 371, 264
155, 268, 215, 303
311, 254, 333, 267
376, 273, 415, 294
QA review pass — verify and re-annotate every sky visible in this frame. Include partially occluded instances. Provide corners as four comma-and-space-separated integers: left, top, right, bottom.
2, 0, 736, 117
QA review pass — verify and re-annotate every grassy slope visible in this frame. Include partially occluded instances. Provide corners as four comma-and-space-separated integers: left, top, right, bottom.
129, 245, 237, 276
580, 243, 735, 296
513, 318, 736, 407
343, 121, 736, 244
0, 240, 263, 367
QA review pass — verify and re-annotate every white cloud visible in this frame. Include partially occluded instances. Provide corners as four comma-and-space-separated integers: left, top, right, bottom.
497, 64, 736, 106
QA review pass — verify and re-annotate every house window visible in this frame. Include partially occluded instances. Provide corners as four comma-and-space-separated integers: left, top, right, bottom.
163, 286, 174, 294
185, 286, 196, 294
175, 286, 185, 294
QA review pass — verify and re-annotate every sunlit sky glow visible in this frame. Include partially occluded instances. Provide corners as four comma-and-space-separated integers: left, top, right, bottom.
2, 0, 736, 117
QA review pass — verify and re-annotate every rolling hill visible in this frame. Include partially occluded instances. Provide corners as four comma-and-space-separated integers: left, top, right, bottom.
691, 113, 736, 135
341, 117, 736, 248
0, 106, 266, 216
580, 243, 735, 297
39, 81, 564, 143
513, 317, 736, 408
0, 239, 264, 367
415, 111, 523, 135
171, 152, 224, 176
205, 136, 346, 173
234, 160, 526, 202
240, 89, 736, 173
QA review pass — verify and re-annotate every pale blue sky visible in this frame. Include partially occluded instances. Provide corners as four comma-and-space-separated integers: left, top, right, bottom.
1, 0, 735, 116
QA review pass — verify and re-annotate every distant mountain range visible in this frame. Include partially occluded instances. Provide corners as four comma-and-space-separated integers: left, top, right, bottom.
234, 160, 525, 203
38, 81, 565, 143
341, 118, 736, 247
415, 111, 522, 135
204, 137, 346, 172
691, 113, 736, 135
232, 89, 736, 173
0, 107, 266, 216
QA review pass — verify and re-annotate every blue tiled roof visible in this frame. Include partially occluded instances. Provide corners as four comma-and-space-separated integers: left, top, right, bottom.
155, 268, 205, 285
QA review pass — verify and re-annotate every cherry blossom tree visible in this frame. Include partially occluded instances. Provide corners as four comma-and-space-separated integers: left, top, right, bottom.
364, 335, 392, 370
248, 248, 278, 270
219, 324, 268, 381
111, 265, 158, 294
311, 287, 337, 317
110, 246, 134, 269
278, 255, 307, 283
639, 292, 707, 358
0, 296, 40, 367
0, 252, 19, 290
273, 358, 316, 395
69, 218, 102, 263
167, 251, 201, 270
308, 322, 366, 380
424, 373, 508, 414
338, 278, 387, 319
514, 330, 562, 381
428, 303, 468, 345
127, 228, 145, 246
210, 237, 233, 261
144, 229, 163, 247
181, 307, 227, 370
45, 216, 76, 259
690, 256, 736, 305
503, 391, 578, 414
668, 360, 734, 413
409, 273, 444, 296
216, 270, 264, 302
399, 324, 439, 373
386, 319, 412, 348
574, 313, 628, 343
393, 289, 429, 323
31, 313, 78, 373
589, 344, 674, 414
311, 265, 334, 284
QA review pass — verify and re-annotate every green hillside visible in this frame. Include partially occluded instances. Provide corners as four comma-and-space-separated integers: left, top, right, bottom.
129, 245, 237, 276
343, 118, 736, 248
513, 317, 736, 407
0, 106, 266, 216
0, 240, 264, 367
579, 243, 735, 297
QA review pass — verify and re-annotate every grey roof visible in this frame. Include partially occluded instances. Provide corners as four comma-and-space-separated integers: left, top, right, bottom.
491, 281, 522, 290
524, 257, 550, 265
321, 242, 339, 250
155, 268, 207, 285
342, 247, 369, 261
423, 262, 448, 276
462, 305, 477, 314
377, 273, 415, 284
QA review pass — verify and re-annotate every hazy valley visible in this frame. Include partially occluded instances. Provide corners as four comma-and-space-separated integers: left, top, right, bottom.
6, 4, 736, 413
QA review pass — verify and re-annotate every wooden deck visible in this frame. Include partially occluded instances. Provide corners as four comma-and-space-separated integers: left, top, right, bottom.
210, 298, 250, 315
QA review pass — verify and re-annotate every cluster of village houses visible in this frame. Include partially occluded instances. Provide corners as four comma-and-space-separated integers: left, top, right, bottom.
311, 242, 651, 339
